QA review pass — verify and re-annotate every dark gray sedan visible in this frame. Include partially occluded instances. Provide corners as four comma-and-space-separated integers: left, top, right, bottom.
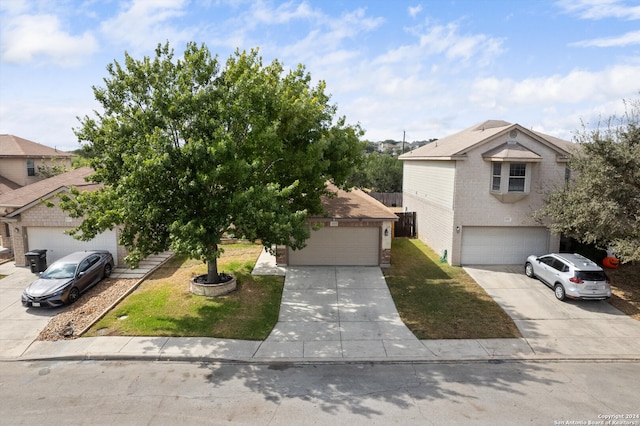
22, 251, 114, 308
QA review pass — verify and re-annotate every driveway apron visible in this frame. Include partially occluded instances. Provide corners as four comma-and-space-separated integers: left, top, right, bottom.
254, 266, 430, 359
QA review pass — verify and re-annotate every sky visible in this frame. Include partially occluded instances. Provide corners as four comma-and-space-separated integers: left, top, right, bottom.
1, 0, 639, 152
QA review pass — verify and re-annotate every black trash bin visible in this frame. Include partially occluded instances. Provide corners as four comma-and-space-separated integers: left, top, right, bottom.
25, 249, 47, 273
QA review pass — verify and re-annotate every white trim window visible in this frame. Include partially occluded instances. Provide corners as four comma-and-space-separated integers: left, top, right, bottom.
27, 159, 35, 177
508, 163, 526, 192
490, 161, 531, 195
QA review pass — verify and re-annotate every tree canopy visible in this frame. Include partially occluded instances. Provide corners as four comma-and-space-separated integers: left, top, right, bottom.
347, 153, 403, 193
535, 99, 640, 263
61, 42, 364, 282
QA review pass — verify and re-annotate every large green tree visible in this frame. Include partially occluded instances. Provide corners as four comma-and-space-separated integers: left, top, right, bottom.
61, 42, 364, 282
347, 153, 403, 192
535, 99, 640, 262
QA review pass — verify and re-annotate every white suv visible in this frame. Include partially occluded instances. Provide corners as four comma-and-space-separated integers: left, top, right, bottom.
524, 253, 611, 301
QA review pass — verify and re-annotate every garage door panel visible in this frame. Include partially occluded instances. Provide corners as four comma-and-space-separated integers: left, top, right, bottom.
28, 227, 118, 264
461, 227, 548, 265
289, 227, 379, 266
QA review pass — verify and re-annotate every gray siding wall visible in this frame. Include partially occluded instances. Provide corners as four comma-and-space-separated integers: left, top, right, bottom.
402, 160, 455, 259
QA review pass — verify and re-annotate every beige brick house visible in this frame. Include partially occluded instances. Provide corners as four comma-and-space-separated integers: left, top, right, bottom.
399, 120, 575, 265
1, 135, 75, 258
0, 167, 127, 266
0, 134, 73, 188
276, 184, 398, 267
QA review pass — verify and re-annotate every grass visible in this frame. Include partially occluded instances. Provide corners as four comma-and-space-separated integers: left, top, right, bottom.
383, 238, 522, 339
606, 262, 640, 321
86, 238, 576, 341
85, 243, 284, 340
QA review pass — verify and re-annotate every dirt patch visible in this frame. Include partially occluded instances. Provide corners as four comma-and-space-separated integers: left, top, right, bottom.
37, 278, 138, 341
607, 262, 640, 321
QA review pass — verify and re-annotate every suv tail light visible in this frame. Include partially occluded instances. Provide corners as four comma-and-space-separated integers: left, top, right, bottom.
569, 276, 584, 284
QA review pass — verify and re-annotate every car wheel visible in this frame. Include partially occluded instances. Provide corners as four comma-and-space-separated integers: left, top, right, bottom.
554, 284, 566, 301
68, 287, 80, 304
103, 264, 112, 278
524, 262, 535, 278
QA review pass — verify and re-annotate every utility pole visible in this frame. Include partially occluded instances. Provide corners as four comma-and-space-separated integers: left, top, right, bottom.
402, 130, 406, 154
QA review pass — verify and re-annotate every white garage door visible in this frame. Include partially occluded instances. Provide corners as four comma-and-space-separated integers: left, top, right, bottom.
28, 227, 118, 264
289, 226, 379, 266
461, 227, 549, 265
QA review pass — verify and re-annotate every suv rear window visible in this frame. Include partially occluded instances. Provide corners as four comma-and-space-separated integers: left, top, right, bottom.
576, 271, 607, 281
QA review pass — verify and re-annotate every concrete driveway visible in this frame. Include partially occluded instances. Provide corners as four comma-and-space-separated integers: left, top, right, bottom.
464, 265, 640, 356
0, 262, 62, 358
254, 266, 432, 359
0, 253, 172, 360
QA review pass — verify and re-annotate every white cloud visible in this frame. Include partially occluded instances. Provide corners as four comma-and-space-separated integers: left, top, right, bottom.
0, 12, 98, 66
99, 0, 195, 53
408, 4, 423, 18
470, 64, 640, 107
555, 0, 640, 20
570, 29, 640, 47
376, 21, 504, 68
250, 0, 321, 24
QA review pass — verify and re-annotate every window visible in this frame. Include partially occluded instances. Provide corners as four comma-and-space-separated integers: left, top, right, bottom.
27, 159, 35, 177
489, 161, 532, 202
490, 162, 530, 194
540, 256, 555, 267
508, 163, 526, 192
551, 259, 568, 272
492, 162, 501, 191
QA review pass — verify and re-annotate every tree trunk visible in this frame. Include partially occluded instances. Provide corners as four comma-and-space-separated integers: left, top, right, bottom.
206, 243, 220, 283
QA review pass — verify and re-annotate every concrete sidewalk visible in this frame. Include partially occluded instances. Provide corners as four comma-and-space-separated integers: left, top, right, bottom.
3, 250, 640, 363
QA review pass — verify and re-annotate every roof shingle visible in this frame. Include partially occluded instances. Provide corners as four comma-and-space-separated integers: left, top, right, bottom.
319, 184, 398, 220
399, 120, 575, 160
0, 134, 74, 158
0, 167, 95, 210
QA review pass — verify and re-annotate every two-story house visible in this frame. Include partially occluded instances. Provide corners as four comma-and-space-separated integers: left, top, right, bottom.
399, 120, 576, 265
1, 135, 75, 258
0, 134, 73, 188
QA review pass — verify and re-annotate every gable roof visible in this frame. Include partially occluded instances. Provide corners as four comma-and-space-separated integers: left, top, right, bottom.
318, 183, 398, 221
481, 142, 542, 162
0, 167, 96, 214
399, 120, 575, 161
0, 134, 74, 159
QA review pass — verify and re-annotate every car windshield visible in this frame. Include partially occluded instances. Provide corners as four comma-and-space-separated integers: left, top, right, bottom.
40, 263, 77, 279
576, 271, 607, 281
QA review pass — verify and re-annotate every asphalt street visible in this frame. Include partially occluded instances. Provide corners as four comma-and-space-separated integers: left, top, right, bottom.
0, 360, 638, 425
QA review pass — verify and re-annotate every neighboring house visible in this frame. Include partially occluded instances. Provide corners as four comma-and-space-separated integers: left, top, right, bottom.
399, 120, 575, 265
276, 184, 398, 267
0, 134, 73, 188
0, 167, 127, 266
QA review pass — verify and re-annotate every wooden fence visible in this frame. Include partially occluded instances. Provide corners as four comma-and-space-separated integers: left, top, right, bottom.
394, 212, 416, 238
369, 192, 403, 207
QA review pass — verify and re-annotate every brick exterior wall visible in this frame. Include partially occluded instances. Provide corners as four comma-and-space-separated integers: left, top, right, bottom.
403, 131, 566, 265
0, 158, 72, 187
10, 199, 127, 267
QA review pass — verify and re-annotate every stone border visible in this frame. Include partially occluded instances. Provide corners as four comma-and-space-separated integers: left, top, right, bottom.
190, 275, 237, 297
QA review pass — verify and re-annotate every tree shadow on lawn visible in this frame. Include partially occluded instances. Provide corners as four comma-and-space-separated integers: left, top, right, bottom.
137, 270, 282, 340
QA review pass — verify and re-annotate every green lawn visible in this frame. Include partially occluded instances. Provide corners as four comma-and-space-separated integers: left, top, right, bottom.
383, 238, 522, 339
86, 239, 522, 340
85, 244, 284, 340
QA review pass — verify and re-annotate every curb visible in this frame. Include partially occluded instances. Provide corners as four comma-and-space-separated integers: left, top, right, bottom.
8, 353, 640, 364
